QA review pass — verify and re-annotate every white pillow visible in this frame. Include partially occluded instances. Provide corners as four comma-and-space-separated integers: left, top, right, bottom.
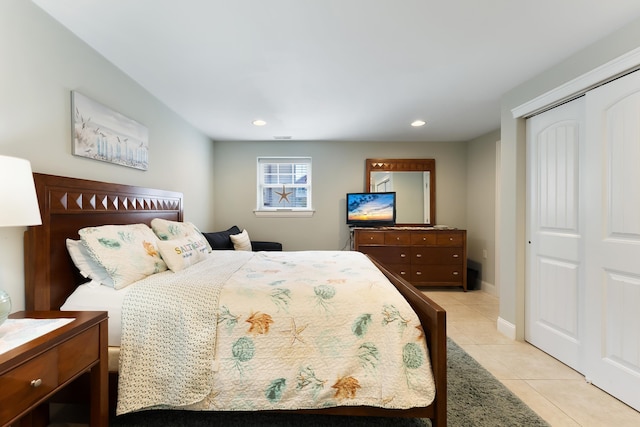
78, 223, 167, 289
230, 229, 252, 251
157, 234, 210, 272
150, 218, 212, 252
66, 239, 115, 288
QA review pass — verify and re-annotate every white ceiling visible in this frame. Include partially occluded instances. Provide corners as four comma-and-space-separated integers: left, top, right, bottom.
33, 0, 640, 142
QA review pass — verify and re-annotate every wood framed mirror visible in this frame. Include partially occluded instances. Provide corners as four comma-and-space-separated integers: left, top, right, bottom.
366, 158, 436, 225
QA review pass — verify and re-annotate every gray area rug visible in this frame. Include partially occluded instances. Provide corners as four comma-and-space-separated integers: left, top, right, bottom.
110, 338, 549, 426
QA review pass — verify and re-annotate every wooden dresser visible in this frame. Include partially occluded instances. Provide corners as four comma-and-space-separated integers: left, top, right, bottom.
354, 227, 467, 291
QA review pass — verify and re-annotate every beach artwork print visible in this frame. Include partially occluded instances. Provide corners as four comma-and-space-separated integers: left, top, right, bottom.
72, 91, 149, 170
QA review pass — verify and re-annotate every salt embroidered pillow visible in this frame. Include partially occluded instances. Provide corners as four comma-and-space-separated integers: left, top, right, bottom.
150, 218, 212, 252
230, 229, 252, 251
66, 239, 115, 288
78, 224, 167, 289
157, 234, 210, 272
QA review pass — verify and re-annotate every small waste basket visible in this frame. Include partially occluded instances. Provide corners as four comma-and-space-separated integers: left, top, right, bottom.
466, 260, 481, 290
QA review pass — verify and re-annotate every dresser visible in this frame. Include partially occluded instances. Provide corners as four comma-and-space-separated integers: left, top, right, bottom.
0, 311, 108, 427
354, 227, 467, 291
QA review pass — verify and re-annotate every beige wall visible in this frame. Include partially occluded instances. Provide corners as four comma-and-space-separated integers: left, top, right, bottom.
213, 140, 468, 251
0, 0, 215, 311
499, 17, 640, 338
466, 130, 499, 293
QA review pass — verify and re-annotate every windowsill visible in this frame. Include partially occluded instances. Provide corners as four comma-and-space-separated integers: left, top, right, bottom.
253, 210, 315, 218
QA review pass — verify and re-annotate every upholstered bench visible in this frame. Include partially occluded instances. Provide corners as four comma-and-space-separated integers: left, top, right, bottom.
203, 225, 282, 252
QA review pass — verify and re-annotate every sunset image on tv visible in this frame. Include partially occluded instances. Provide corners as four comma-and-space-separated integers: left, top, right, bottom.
347, 193, 395, 221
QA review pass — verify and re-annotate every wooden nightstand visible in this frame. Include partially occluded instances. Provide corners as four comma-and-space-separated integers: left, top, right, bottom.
0, 311, 108, 427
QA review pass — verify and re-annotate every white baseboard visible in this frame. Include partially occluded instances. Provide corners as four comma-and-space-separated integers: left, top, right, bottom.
497, 317, 516, 340
479, 280, 497, 297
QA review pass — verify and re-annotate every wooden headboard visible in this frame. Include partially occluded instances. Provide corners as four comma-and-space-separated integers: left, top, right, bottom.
24, 173, 183, 311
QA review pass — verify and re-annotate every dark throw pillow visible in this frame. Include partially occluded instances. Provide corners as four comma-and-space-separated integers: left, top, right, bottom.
203, 226, 242, 250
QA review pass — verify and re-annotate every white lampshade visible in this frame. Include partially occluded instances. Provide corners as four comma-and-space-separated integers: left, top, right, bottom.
0, 155, 42, 227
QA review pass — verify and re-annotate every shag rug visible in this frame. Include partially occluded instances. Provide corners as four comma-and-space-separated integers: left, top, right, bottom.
109, 338, 549, 426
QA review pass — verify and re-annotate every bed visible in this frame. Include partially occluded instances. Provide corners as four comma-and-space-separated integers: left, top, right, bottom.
23, 173, 446, 425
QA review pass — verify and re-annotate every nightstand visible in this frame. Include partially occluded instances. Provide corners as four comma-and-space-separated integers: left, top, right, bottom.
0, 311, 108, 427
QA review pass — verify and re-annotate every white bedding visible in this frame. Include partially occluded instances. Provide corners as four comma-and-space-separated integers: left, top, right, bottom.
61, 280, 130, 346
62, 250, 436, 415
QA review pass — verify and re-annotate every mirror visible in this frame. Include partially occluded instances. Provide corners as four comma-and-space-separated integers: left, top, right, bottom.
366, 158, 436, 225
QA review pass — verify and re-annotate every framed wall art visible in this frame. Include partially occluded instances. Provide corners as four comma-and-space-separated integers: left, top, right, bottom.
71, 91, 149, 170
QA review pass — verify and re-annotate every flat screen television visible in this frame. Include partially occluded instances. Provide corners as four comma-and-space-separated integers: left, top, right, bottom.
346, 192, 396, 227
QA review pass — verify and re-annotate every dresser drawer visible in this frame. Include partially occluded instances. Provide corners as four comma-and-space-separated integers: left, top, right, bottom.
384, 232, 411, 245
385, 264, 411, 279
412, 247, 464, 265
0, 349, 58, 425
356, 231, 385, 245
58, 326, 99, 384
410, 232, 437, 245
436, 232, 463, 246
360, 246, 411, 265
414, 265, 464, 283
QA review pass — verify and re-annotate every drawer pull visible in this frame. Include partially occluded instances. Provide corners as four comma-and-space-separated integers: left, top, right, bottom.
31, 378, 43, 388
396, 237, 400, 240
416, 254, 422, 258
416, 271, 422, 276
369, 237, 374, 240
453, 254, 459, 258
449, 237, 453, 241
400, 271, 407, 275
453, 271, 459, 276
400, 253, 406, 258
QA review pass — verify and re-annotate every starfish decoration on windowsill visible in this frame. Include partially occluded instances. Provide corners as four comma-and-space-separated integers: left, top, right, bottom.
275, 185, 292, 203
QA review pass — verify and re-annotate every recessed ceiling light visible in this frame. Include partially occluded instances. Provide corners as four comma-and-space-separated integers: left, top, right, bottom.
411, 120, 426, 127
252, 119, 267, 126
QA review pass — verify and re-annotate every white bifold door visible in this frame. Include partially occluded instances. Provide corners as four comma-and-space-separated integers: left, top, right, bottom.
526, 97, 586, 373
584, 71, 640, 410
527, 70, 640, 411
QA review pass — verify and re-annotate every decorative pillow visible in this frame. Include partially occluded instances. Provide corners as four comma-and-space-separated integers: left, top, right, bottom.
150, 218, 212, 252
230, 229, 252, 251
157, 234, 210, 272
202, 225, 242, 250
78, 223, 167, 289
66, 239, 115, 288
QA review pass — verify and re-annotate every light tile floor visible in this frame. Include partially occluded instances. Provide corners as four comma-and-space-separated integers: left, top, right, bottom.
422, 289, 640, 427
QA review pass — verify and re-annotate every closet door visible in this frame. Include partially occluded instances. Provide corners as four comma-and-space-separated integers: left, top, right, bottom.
585, 70, 640, 411
525, 97, 586, 372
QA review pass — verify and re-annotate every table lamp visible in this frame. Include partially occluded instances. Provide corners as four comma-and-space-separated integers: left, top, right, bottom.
0, 155, 42, 327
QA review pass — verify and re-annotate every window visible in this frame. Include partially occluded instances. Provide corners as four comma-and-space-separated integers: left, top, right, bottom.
256, 157, 313, 216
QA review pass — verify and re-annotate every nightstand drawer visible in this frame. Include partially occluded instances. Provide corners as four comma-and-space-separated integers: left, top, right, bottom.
0, 349, 58, 425
59, 326, 99, 383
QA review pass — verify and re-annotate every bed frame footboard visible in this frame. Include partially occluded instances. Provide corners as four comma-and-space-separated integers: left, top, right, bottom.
368, 257, 447, 426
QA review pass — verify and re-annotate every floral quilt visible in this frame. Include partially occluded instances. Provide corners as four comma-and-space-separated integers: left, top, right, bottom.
116, 250, 435, 415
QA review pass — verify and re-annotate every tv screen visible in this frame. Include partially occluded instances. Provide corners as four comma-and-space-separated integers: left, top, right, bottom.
346, 192, 396, 227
